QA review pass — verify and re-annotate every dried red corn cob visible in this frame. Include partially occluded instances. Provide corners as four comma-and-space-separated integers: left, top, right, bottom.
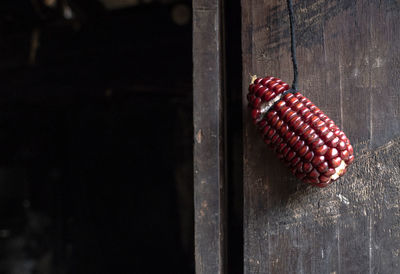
248, 75, 354, 187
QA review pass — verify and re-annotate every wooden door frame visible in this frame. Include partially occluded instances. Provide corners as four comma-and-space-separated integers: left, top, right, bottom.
193, 0, 227, 273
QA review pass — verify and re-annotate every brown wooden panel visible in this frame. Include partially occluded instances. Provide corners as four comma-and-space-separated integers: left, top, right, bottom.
193, 0, 227, 273
242, 0, 400, 273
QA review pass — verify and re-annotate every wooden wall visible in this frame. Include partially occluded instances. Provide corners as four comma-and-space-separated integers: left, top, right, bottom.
242, 0, 400, 273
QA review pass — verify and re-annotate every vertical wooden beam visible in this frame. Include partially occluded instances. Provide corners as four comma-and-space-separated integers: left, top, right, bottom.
193, 0, 227, 273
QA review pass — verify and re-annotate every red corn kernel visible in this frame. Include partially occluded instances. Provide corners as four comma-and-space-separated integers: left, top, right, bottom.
293, 140, 305, 152
325, 148, 339, 160
314, 120, 325, 128
304, 151, 314, 162
271, 134, 280, 145
292, 120, 304, 132
305, 133, 319, 144
321, 131, 335, 142
315, 144, 329, 155
264, 91, 275, 101
260, 77, 274, 85
275, 85, 286, 94
312, 155, 325, 166
279, 125, 290, 136
319, 175, 331, 183
292, 102, 304, 112
268, 81, 279, 89
304, 100, 313, 108
317, 162, 329, 173
296, 123, 310, 135
270, 115, 280, 127
278, 143, 287, 153
291, 157, 301, 167
247, 94, 255, 103
284, 131, 295, 141
329, 157, 342, 168
287, 97, 299, 106
340, 150, 349, 161
255, 86, 268, 97
253, 78, 263, 84
257, 120, 268, 130
295, 172, 307, 179
283, 111, 297, 123
327, 137, 340, 148
283, 93, 294, 101
303, 112, 314, 122
311, 138, 324, 149
298, 145, 309, 157
252, 97, 262, 108
275, 120, 284, 130
262, 125, 271, 136
296, 162, 303, 172
347, 145, 354, 154
249, 84, 256, 93
309, 169, 320, 178
266, 110, 277, 122
289, 135, 300, 147
274, 137, 283, 147
278, 106, 291, 117
299, 107, 311, 117
324, 168, 336, 177
252, 109, 261, 119
289, 116, 302, 130
282, 146, 291, 157
317, 126, 329, 135
303, 162, 313, 173
338, 140, 347, 150
282, 82, 290, 90
296, 92, 304, 98
310, 116, 321, 125
308, 178, 319, 185
266, 128, 276, 139
274, 100, 286, 110
303, 128, 315, 138
253, 84, 263, 94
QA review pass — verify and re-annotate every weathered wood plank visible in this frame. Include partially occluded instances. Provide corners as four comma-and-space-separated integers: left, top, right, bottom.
242, 0, 400, 273
193, 0, 227, 273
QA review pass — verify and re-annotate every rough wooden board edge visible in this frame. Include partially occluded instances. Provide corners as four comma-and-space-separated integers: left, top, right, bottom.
193, 0, 227, 273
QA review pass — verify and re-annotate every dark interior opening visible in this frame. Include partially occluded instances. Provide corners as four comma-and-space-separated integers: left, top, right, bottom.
0, 1, 193, 273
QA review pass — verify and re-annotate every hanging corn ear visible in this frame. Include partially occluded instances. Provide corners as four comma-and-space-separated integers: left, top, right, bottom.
248, 76, 354, 188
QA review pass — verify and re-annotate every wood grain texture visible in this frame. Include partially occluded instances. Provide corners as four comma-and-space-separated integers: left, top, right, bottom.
242, 0, 400, 273
193, 0, 227, 273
